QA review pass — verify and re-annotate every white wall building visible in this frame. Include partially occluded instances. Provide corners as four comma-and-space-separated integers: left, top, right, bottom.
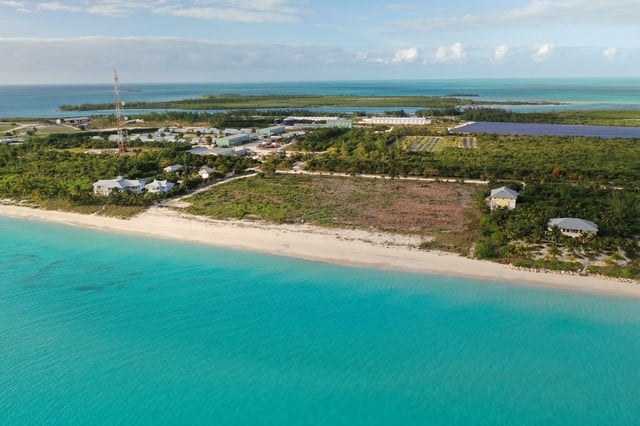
361, 117, 431, 125
145, 179, 175, 194
548, 218, 599, 238
93, 176, 146, 196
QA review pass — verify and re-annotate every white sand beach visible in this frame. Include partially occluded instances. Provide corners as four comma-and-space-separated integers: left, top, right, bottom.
1, 204, 639, 298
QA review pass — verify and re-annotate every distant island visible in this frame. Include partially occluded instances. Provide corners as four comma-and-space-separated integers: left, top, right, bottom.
59, 94, 558, 111
445, 93, 480, 97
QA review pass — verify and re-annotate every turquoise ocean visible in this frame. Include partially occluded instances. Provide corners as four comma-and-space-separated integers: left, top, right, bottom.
2, 79, 640, 424
1, 78, 640, 118
2, 217, 640, 425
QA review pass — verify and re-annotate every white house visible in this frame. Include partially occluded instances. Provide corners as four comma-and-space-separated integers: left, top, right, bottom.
93, 176, 146, 196
145, 179, 175, 194
548, 218, 599, 238
488, 186, 519, 210
163, 164, 184, 173
199, 167, 215, 179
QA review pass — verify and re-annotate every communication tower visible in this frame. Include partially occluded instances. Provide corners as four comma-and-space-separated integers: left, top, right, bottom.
113, 69, 128, 153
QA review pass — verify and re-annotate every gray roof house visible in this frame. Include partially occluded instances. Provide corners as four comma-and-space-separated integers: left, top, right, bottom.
145, 179, 175, 194
93, 176, 146, 196
548, 218, 599, 237
488, 186, 519, 210
163, 164, 184, 173
199, 167, 215, 179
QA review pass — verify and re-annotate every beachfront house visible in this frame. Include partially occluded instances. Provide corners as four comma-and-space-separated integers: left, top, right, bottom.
145, 179, 175, 194
163, 164, 184, 173
548, 218, 599, 238
488, 186, 519, 210
93, 176, 146, 196
199, 167, 215, 179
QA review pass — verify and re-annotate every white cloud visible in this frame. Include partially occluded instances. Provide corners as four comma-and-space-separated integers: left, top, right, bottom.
0, 36, 370, 83
0, 0, 25, 7
532, 43, 554, 62
392, 47, 418, 63
434, 43, 466, 64
603, 47, 617, 61
355, 51, 369, 61
154, 7, 297, 24
399, 0, 640, 31
494, 44, 509, 62
36, 1, 80, 12
1, 0, 30, 12
1, 0, 302, 22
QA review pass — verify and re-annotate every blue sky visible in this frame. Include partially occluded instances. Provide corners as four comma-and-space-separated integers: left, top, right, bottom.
0, 0, 638, 83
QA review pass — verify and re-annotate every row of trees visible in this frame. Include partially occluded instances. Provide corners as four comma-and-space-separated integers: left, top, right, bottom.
0, 135, 257, 208
291, 128, 640, 186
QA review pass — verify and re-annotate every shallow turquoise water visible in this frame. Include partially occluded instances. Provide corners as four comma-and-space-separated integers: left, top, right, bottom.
1, 78, 640, 117
2, 217, 640, 425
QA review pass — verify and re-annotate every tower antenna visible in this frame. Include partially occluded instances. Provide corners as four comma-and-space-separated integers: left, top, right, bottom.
113, 69, 128, 154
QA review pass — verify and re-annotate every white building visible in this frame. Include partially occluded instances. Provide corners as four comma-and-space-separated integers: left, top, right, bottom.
93, 176, 146, 196
361, 117, 431, 125
548, 218, 599, 238
56, 117, 91, 125
199, 167, 215, 179
283, 117, 353, 129
163, 164, 184, 173
145, 179, 175, 194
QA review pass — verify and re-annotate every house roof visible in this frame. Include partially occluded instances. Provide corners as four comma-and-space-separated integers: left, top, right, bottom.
163, 164, 183, 172
490, 186, 519, 199
93, 176, 145, 189
548, 218, 598, 232
145, 179, 174, 191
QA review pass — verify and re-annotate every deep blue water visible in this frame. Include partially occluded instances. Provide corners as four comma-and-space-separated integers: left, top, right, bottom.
1, 78, 639, 118
2, 217, 640, 425
451, 121, 640, 138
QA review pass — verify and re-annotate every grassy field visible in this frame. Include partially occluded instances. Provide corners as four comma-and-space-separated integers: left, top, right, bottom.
398, 136, 465, 152
183, 174, 483, 252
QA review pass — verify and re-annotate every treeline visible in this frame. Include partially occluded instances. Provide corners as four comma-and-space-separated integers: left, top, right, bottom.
474, 183, 640, 276
59, 94, 542, 112
460, 108, 640, 127
132, 110, 339, 128
0, 136, 257, 209
293, 129, 640, 186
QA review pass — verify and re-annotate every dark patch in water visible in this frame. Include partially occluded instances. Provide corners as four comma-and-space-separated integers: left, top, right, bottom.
74, 285, 104, 292
34, 259, 65, 278
7, 254, 43, 265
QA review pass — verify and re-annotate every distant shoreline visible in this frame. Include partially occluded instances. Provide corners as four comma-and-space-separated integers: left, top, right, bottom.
1, 204, 639, 299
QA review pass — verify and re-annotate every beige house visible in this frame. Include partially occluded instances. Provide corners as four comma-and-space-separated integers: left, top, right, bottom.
488, 186, 519, 210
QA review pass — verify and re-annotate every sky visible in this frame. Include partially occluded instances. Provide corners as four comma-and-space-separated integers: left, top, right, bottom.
0, 0, 638, 83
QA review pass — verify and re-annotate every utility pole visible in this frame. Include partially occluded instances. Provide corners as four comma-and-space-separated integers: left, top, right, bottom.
114, 69, 128, 154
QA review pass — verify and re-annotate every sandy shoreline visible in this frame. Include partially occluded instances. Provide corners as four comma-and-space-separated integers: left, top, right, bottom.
2, 204, 640, 298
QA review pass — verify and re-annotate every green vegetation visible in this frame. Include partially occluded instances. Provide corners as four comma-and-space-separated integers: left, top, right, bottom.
460, 107, 640, 127
475, 183, 640, 263
60, 94, 553, 112
0, 134, 257, 217
288, 128, 640, 186
186, 174, 479, 251
3, 110, 640, 279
